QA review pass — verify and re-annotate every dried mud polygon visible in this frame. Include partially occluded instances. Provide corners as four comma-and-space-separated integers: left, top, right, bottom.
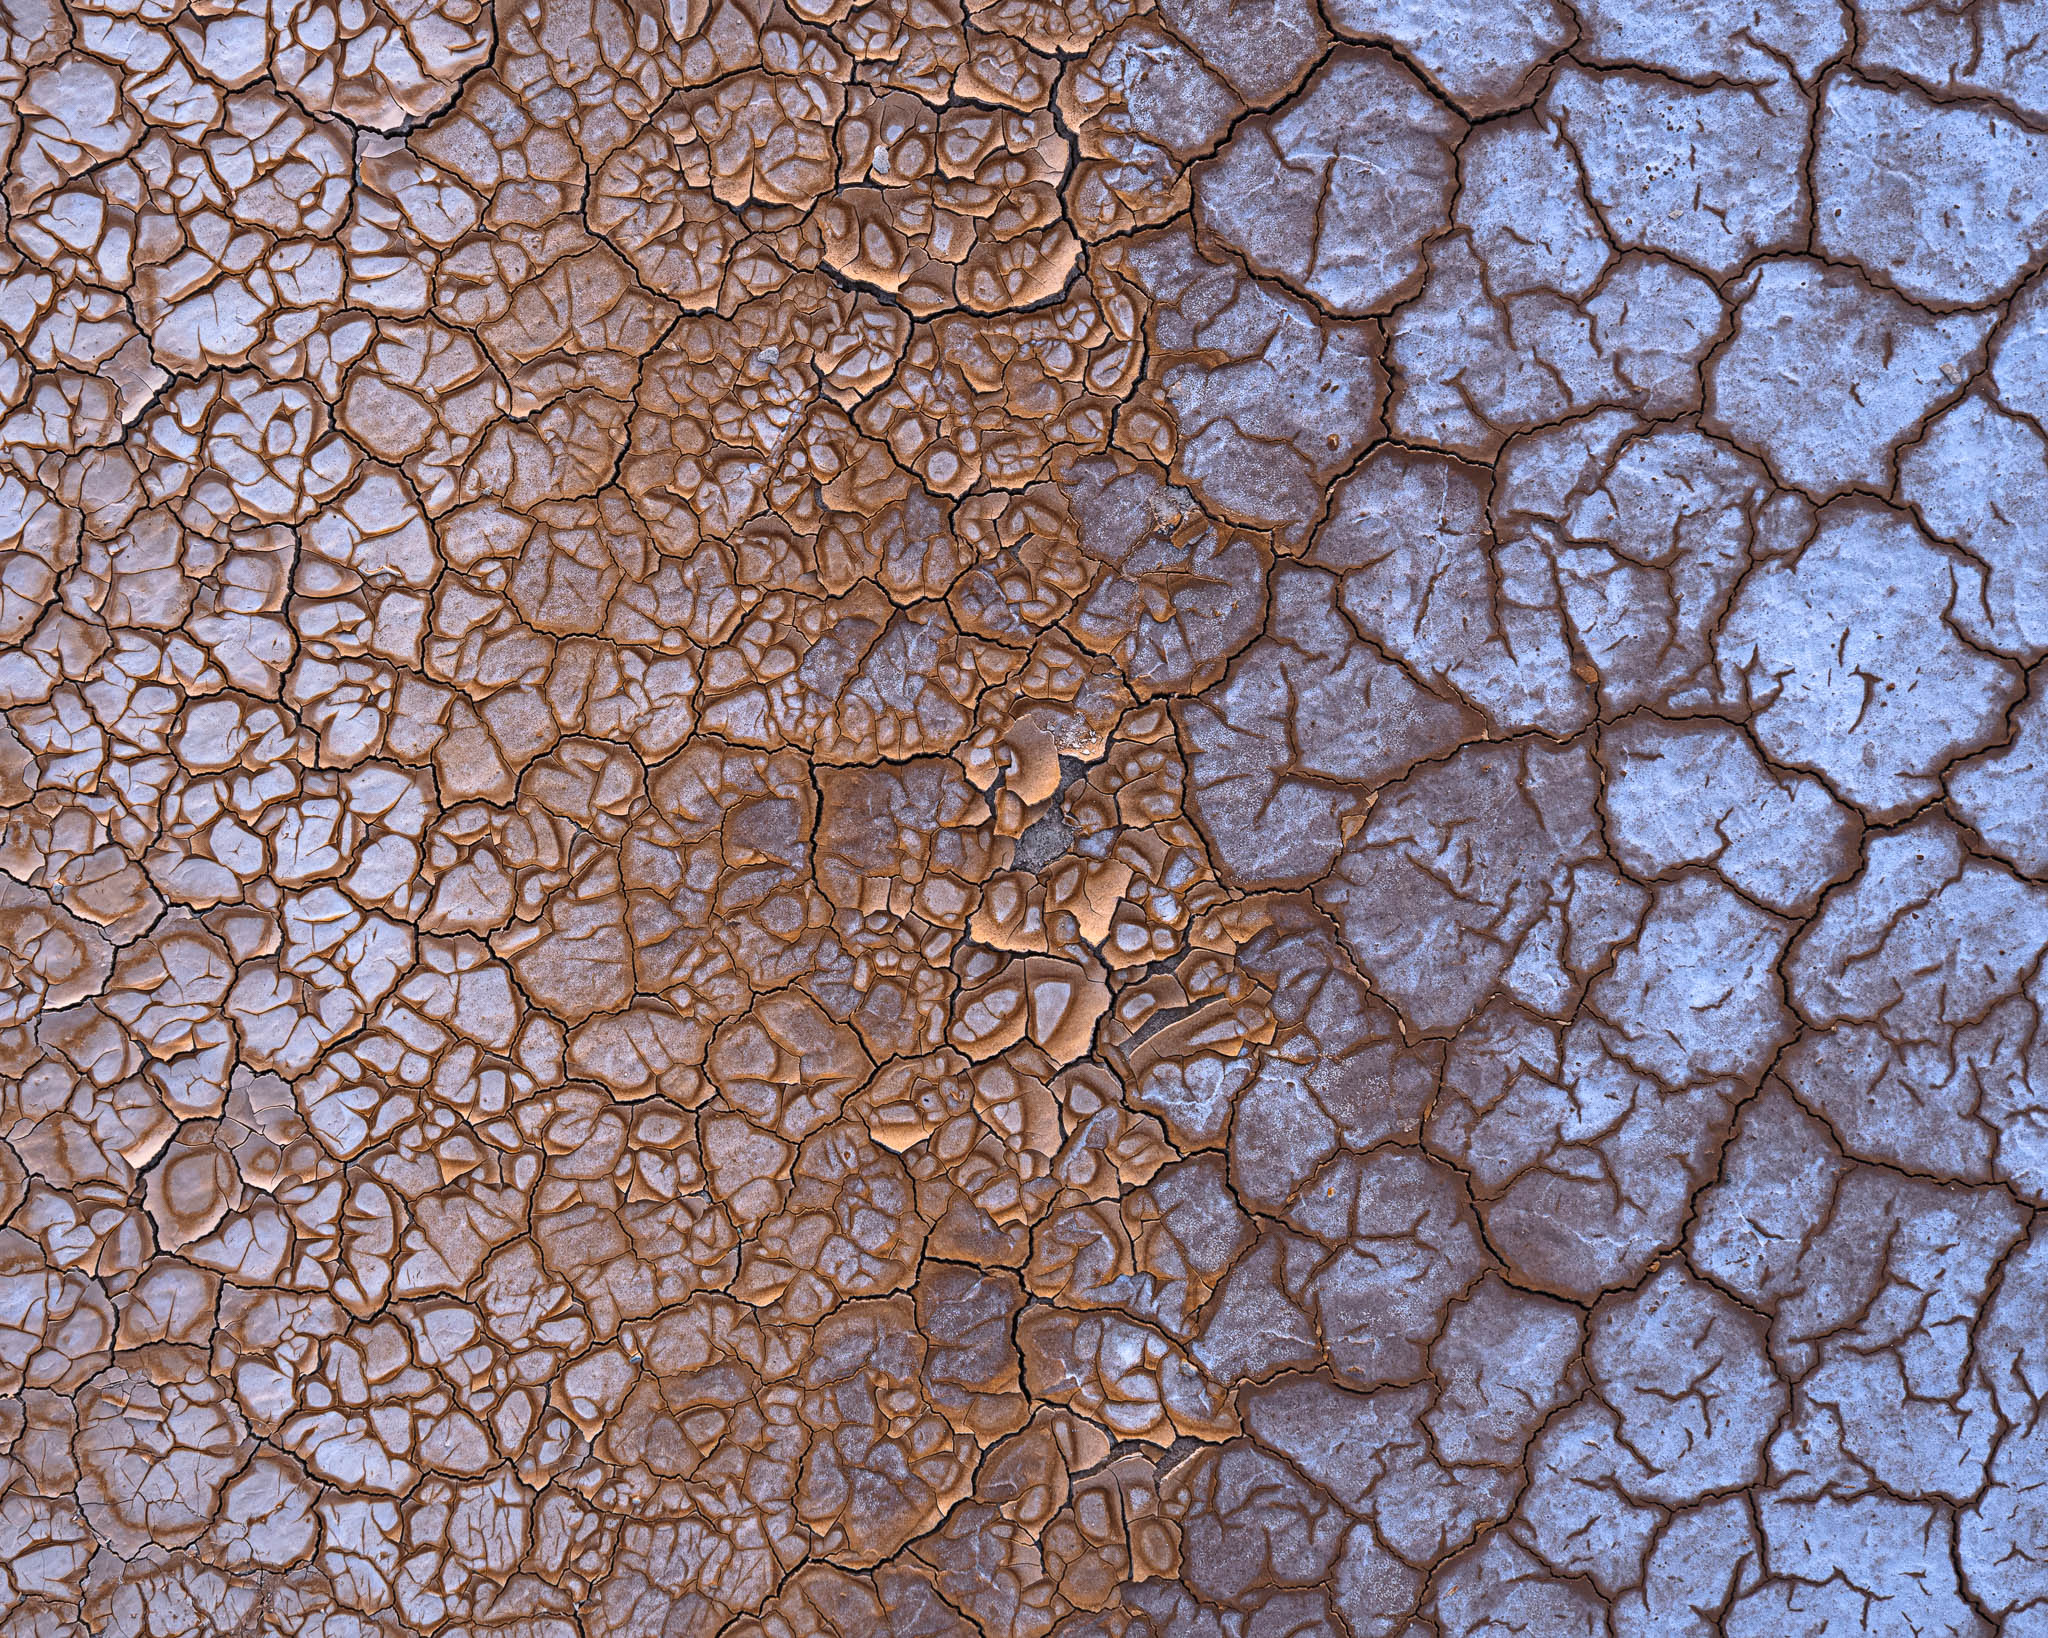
2, 0, 2046, 1632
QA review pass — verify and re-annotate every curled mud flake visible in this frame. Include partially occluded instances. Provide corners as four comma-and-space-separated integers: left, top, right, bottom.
284, 0, 496, 131
731, 1562, 975, 1638
827, 103, 1081, 315
9, 55, 145, 216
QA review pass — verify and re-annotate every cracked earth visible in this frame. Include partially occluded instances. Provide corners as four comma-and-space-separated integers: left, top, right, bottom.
1, 0, 2046, 1631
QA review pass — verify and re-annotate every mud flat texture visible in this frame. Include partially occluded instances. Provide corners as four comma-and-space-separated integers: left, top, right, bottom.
3, 0, 2048, 1632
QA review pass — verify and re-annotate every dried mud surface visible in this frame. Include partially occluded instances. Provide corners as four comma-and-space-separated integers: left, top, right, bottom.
2, 0, 2048, 1631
